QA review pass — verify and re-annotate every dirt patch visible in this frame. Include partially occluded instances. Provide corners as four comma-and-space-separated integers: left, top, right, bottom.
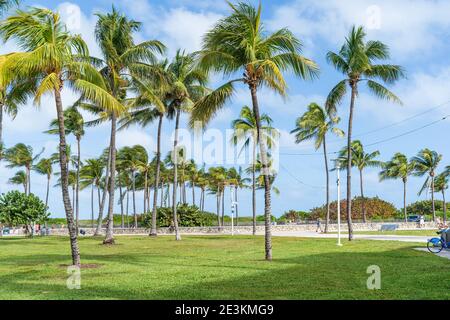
59, 263, 103, 269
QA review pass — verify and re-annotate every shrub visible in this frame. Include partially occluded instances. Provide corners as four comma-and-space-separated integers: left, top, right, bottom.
143, 204, 217, 228
278, 210, 311, 223
309, 197, 398, 221
406, 200, 444, 216
0, 191, 49, 235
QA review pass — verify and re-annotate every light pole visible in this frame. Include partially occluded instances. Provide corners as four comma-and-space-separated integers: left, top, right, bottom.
230, 185, 236, 236
336, 163, 342, 246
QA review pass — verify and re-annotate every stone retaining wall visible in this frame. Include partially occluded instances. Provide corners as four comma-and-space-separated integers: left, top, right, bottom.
43, 221, 437, 236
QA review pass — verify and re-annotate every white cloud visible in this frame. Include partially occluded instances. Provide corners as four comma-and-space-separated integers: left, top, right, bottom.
267, 0, 450, 58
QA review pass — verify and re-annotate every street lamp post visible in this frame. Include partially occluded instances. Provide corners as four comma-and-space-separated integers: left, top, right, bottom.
336, 163, 342, 246
230, 185, 236, 236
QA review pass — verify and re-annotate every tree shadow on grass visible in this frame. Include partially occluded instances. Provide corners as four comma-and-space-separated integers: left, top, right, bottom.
1, 245, 449, 300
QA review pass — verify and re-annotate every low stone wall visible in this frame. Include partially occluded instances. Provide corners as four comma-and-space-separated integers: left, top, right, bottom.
43, 221, 437, 236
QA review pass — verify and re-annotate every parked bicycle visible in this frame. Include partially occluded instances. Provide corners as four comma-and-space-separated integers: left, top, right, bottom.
427, 228, 450, 253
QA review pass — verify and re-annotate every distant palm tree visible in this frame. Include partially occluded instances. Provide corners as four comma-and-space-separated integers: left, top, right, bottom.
337, 141, 381, 223
8, 170, 26, 192
226, 167, 250, 226
231, 106, 277, 235
80, 158, 104, 228
379, 153, 415, 222
434, 173, 448, 224
326, 26, 404, 240
207, 166, 227, 228
33, 158, 53, 208
4, 143, 43, 195
46, 106, 85, 229
291, 102, 344, 232
192, 2, 318, 260
412, 149, 442, 222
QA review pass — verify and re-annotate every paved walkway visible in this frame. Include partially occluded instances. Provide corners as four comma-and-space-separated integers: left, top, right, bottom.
414, 248, 450, 260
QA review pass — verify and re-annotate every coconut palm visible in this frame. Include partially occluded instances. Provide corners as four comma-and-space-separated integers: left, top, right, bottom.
33, 158, 53, 208
78, 8, 163, 244
192, 2, 318, 260
165, 50, 208, 241
0, 7, 114, 265
80, 158, 105, 228
413, 149, 443, 221
291, 102, 344, 232
0, 0, 18, 13
4, 143, 42, 195
207, 166, 227, 228
8, 170, 26, 192
46, 106, 85, 228
231, 106, 277, 235
379, 153, 415, 222
434, 173, 448, 224
325, 25, 404, 240
336, 141, 381, 223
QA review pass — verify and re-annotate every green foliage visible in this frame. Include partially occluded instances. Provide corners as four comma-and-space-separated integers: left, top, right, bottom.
406, 200, 444, 216
0, 191, 49, 230
278, 210, 310, 223
143, 204, 217, 228
310, 197, 398, 221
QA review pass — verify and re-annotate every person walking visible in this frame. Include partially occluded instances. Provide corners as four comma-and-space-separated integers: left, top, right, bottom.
316, 218, 323, 233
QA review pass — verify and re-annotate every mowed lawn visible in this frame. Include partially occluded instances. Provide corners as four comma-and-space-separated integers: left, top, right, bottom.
0, 235, 449, 300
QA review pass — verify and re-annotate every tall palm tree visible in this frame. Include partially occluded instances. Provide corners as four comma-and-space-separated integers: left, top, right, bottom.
336, 141, 381, 223
166, 50, 208, 241
46, 106, 85, 229
80, 158, 105, 228
192, 2, 318, 260
8, 170, 26, 192
231, 106, 277, 235
291, 102, 344, 232
4, 143, 42, 195
412, 149, 442, 222
434, 173, 448, 224
0, 7, 108, 265
79, 8, 163, 244
33, 158, 53, 208
325, 26, 404, 240
207, 166, 227, 228
379, 153, 415, 222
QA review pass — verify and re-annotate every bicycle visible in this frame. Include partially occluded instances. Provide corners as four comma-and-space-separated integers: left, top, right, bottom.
427, 229, 450, 253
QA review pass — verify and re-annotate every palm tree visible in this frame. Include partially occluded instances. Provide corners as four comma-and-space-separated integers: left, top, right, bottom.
434, 173, 448, 224
0, 0, 18, 13
291, 102, 344, 232
412, 149, 442, 221
4, 143, 42, 195
336, 141, 381, 223
80, 158, 104, 228
0, 7, 104, 265
79, 8, 163, 244
226, 167, 250, 226
117, 145, 148, 228
33, 158, 53, 208
379, 153, 415, 222
166, 50, 208, 241
192, 2, 318, 260
231, 106, 277, 235
8, 170, 26, 192
46, 106, 85, 229
207, 166, 227, 228
325, 26, 404, 240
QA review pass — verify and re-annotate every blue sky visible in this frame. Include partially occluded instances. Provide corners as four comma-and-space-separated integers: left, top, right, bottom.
1, 0, 450, 219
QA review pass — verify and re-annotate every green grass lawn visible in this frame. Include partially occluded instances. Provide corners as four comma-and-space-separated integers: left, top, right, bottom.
0, 235, 449, 300
331, 230, 438, 236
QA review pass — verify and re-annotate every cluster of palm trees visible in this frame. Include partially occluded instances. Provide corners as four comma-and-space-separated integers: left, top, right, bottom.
0, 0, 445, 265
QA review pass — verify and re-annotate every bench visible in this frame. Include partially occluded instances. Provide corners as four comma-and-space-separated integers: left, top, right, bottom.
380, 224, 399, 232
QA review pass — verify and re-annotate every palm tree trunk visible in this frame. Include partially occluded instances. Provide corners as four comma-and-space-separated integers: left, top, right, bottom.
360, 169, 366, 223
91, 184, 94, 228
192, 183, 195, 206
54, 88, 80, 266
346, 83, 357, 241
126, 186, 130, 228
45, 175, 50, 209
151, 114, 163, 237
431, 174, 436, 222
250, 85, 272, 261
119, 182, 124, 228
403, 179, 407, 223
143, 171, 148, 214
235, 186, 239, 227
132, 170, 137, 228
75, 136, 81, 231
95, 145, 111, 235
442, 190, 447, 224
216, 193, 221, 228
26, 166, 31, 195
0, 103, 3, 144
221, 190, 225, 227
172, 108, 181, 240
323, 136, 330, 233
252, 140, 257, 236
104, 113, 117, 244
